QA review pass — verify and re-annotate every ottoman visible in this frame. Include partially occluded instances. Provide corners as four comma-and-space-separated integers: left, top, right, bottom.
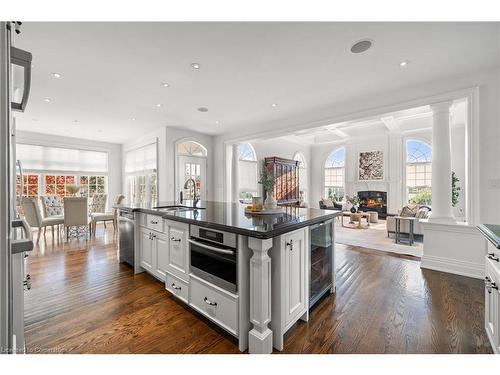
367, 211, 378, 223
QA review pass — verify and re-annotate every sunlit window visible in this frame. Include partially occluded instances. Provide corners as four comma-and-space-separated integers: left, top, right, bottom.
324, 147, 345, 200
406, 139, 432, 204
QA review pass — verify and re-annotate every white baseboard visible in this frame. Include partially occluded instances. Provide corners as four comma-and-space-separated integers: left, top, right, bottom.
420, 254, 484, 279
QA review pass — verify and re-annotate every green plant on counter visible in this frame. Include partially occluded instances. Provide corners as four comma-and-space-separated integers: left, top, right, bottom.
258, 166, 275, 193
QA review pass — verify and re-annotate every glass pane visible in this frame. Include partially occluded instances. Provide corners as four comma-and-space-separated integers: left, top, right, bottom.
89, 185, 96, 194
46, 175, 55, 184
56, 185, 65, 195
89, 176, 97, 185
97, 185, 105, 193
66, 175, 75, 184
97, 176, 104, 185
56, 176, 65, 184
80, 176, 88, 184
46, 185, 55, 194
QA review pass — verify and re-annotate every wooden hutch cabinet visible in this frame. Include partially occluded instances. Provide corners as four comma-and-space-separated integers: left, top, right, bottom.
264, 156, 300, 206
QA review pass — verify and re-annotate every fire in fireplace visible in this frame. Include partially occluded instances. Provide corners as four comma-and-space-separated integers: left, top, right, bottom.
357, 191, 387, 218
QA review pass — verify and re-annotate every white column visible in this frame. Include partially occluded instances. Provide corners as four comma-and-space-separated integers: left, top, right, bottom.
429, 101, 455, 223
231, 143, 240, 203
248, 237, 273, 354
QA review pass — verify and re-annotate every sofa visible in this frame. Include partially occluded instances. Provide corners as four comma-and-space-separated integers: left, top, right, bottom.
386, 204, 431, 239
319, 198, 343, 211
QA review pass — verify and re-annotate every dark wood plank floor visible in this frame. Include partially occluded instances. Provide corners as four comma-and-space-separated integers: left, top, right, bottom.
24, 225, 492, 354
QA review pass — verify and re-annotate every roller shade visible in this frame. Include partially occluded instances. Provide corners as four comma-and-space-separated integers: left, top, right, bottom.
125, 143, 157, 174
239, 160, 258, 192
17, 143, 108, 173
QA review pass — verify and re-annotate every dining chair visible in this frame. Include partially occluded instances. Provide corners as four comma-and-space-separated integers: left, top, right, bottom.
40, 195, 64, 217
90, 194, 125, 235
64, 197, 90, 241
21, 197, 64, 244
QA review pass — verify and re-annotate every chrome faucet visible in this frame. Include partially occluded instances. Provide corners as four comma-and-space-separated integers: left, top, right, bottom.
183, 178, 200, 207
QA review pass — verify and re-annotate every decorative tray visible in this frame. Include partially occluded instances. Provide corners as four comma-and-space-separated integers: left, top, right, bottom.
244, 207, 284, 215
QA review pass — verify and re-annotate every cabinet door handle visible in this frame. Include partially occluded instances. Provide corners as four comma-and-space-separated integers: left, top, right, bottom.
204, 297, 217, 306
171, 237, 181, 242
491, 282, 499, 291
148, 232, 152, 240
286, 239, 293, 250
171, 283, 181, 290
488, 253, 499, 262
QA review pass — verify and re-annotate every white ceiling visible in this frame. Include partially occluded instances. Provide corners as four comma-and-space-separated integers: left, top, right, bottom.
273, 101, 467, 145
13, 22, 498, 144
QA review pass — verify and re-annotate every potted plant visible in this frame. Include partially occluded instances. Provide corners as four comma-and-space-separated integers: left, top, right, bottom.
345, 194, 360, 213
66, 184, 80, 196
259, 165, 276, 209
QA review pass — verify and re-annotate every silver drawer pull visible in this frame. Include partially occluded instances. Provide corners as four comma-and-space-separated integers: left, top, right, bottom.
171, 283, 182, 290
171, 237, 181, 242
491, 282, 499, 291
150, 220, 158, 225
204, 297, 217, 306
488, 253, 499, 262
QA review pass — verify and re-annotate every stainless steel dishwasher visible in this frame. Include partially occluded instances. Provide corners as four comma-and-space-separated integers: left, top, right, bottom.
118, 211, 135, 267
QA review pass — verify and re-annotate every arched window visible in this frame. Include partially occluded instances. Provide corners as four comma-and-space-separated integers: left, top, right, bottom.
324, 147, 345, 200
406, 139, 432, 204
293, 152, 308, 203
177, 141, 208, 157
238, 143, 258, 202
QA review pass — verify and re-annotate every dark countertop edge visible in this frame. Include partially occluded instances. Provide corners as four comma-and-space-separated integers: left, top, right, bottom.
477, 224, 500, 249
116, 206, 342, 239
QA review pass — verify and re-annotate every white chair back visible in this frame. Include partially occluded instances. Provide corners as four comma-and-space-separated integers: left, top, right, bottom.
90, 194, 107, 214
21, 197, 42, 227
40, 195, 63, 217
64, 197, 89, 226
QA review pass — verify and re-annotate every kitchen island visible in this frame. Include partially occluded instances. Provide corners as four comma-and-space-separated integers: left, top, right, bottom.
115, 200, 341, 354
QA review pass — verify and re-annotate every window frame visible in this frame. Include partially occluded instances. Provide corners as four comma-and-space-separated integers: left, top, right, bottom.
404, 138, 432, 204
324, 147, 346, 201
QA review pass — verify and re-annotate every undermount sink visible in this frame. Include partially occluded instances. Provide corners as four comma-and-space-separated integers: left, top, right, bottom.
154, 205, 204, 212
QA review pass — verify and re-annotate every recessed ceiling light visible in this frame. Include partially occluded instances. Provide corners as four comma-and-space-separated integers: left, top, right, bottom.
51, 72, 62, 79
131, 117, 136, 121
271, 103, 278, 107
215, 121, 220, 125
161, 82, 169, 87
350, 39, 373, 54
399, 61, 409, 67
197, 107, 208, 112
43, 98, 51, 103
156, 103, 162, 108
191, 63, 201, 69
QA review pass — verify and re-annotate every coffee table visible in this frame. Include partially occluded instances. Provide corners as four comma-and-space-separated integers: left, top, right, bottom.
341, 211, 370, 229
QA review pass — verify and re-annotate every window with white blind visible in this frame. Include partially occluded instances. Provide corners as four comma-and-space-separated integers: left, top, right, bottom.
238, 143, 258, 202
16, 144, 109, 201
293, 152, 308, 203
124, 142, 158, 205
324, 147, 345, 201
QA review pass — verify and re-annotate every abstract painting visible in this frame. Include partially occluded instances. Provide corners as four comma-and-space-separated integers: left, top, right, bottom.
358, 151, 384, 180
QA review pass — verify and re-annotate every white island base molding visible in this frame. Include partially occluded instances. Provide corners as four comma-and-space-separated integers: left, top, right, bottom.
421, 221, 486, 279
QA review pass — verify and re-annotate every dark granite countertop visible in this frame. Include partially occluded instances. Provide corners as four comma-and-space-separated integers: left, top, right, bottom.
477, 224, 500, 249
115, 200, 341, 239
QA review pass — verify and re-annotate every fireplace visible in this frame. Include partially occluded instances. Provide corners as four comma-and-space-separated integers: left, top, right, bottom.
357, 191, 387, 218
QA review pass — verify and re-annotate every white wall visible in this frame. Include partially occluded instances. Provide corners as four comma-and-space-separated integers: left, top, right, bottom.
122, 126, 214, 203
213, 67, 500, 224
16, 130, 122, 210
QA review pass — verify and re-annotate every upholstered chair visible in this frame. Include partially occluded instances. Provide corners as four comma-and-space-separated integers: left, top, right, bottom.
21, 197, 64, 243
89, 194, 107, 214
90, 194, 125, 235
40, 195, 64, 217
64, 197, 90, 241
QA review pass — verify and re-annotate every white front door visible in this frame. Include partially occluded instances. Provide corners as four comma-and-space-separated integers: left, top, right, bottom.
177, 156, 207, 202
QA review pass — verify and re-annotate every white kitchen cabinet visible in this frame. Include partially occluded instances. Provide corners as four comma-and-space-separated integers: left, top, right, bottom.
485, 256, 500, 354
155, 232, 169, 280
166, 272, 189, 304
270, 227, 308, 351
139, 227, 169, 282
139, 227, 154, 272
166, 220, 190, 282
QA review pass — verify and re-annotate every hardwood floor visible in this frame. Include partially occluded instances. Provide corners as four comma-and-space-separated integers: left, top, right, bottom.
24, 225, 492, 354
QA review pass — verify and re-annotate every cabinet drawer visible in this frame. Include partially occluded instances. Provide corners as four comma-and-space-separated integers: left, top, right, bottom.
146, 214, 163, 232
189, 275, 238, 336
166, 273, 189, 304
487, 241, 500, 265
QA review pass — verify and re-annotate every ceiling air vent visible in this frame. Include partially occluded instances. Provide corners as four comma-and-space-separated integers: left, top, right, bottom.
350, 39, 373, 54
